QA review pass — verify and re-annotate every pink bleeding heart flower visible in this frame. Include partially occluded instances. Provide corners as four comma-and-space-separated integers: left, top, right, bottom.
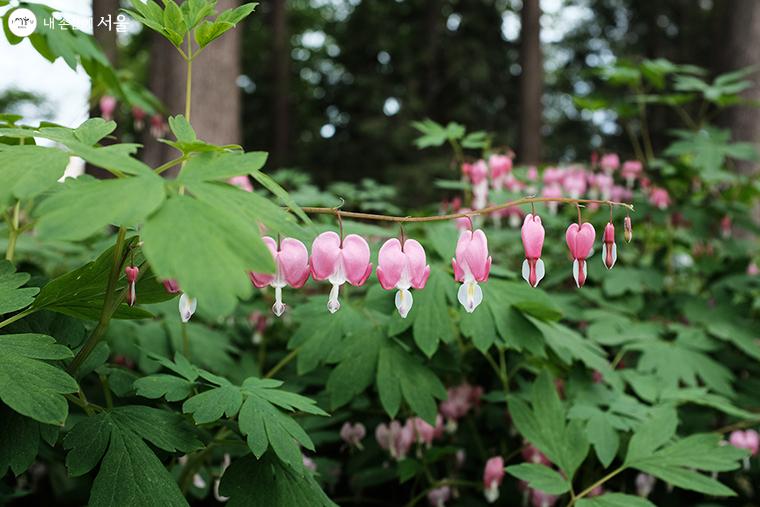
541, 184, 563, 215
489, 154, 513, 190
311, 231, 372, 313
132, 106, 146, 130
250, 237, 310, 317
125, 265, 139, 306
521, 443, 551, 466
375, 420, 414, 461
621, 160, 643, 187
228, 175, 253, 192
748, 262, 759, 276
150, 114, 167, 138
530, 489, 559, 507
600, 153, 620, 173
462, 160, 489, 185
162, 279, 181, 294
408, 415, 444, 447
602, 222, 617, 269
635, 473, 656, 498
377, 238, 430, 318
452, 229, 491, 312
427, 486, 451, 507
521, 214, 546, 287
624, 216, 633, 243
648, 187, 671, 210
99, 95, 117, 121
729, 430, 759, 456
483, 456, 505, 503
340, 422, 367, 449
566, 222, 596, 287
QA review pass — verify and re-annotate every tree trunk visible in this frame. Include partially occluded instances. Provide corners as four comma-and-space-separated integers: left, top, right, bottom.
88, 0, 120, 178
270, 0, 290, 169
92, 0, 119, 65
720, 0, 760, 174
518, 0, 542, 165
142, 0, 242, 170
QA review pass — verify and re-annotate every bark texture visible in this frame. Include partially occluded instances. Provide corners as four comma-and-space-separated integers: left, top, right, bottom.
142, 0, 242, 169
518, 0, 543, 165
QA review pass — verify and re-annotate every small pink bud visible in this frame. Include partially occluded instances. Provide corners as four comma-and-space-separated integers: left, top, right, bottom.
125, 266, 139, 306
566, 222, 596, 287
310, 232, 372, 314
99, 95, 117, 121
162, 279, 181, 294
228, 175, 254, 193
452, 229, 491, 313
621, 160, 643, 186
521, 214, 546, 287
624, 216, 633, 243
602, 222, 617, 270
150, 114, 167, 138
375, 420, 414, 461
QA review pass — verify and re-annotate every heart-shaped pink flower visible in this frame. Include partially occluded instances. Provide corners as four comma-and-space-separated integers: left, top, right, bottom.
377, 238, 430, 318
452, 229, 491, 312
250, 237, 310, 316
602, 222, 617, 270
521, 214, 545, 288
310, 231, 372, 313
566, 222, 596, 287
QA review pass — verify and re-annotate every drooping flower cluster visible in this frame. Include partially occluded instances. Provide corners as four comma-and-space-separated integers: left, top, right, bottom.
374, 417, 445, 461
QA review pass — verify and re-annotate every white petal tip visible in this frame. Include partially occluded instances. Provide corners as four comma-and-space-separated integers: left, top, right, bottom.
272, 302, 286, 317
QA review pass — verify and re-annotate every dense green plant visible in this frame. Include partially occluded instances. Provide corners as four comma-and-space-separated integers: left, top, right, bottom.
1, 2, 759, 507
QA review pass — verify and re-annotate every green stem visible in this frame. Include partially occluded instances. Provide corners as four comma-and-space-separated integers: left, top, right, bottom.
0, 307, 38, 330
566, 467, 626, 507
100, 374, 114, 410
185, 38, 193, 122
68, 227, 128, 374
182, 322, 190, 358
264, 347, 301, 379
5, 201, 20, 261
154, 155, 188, 175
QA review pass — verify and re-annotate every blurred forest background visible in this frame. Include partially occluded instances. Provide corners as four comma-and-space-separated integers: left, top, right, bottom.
7, 0, 760, 201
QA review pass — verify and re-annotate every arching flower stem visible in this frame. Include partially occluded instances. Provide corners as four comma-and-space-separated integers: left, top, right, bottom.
296, 196, 634, 224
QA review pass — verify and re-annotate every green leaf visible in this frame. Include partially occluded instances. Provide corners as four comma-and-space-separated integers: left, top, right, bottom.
576, 493, 656, 507
218, 453, 335, 507
142, 195, 274, 316
195, 3, 256, 48
89, 426, 188, 507
0, 260, 38, 314
35, 175, 166, 241
376, 342, 446, 424
179, 151, 267, 183
31, 237, 153, 320
586, 412, 620, 468
326, 327, 382, 409
508, 371, 589, 480
0, 406, 56, 476
167, 115, 196, 143
134, 374, 195, 402
0, 145, 70, 206
183, 384, 243, 424
624, 408, 741, 496
410, 267, 454, 357
0, 334, 78, 425
505, 463, 570, 494
110, 406, 201, 453
63, 412, 114, 476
